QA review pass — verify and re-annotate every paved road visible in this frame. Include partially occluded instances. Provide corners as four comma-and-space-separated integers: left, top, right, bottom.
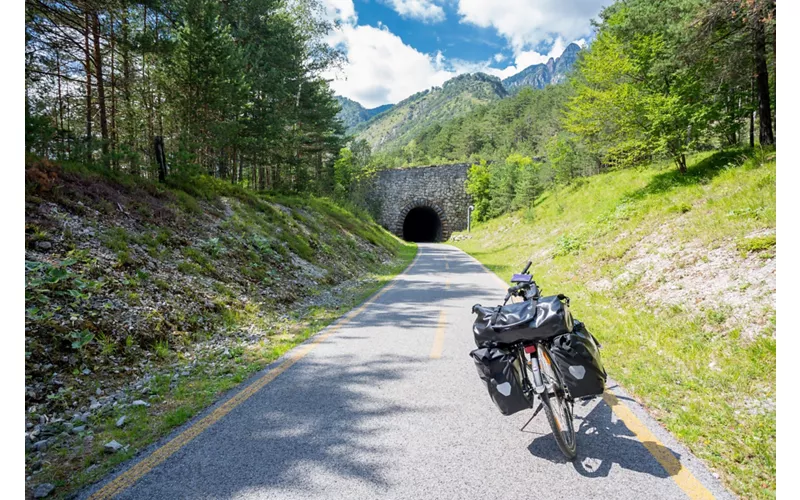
84, 244, 733, 500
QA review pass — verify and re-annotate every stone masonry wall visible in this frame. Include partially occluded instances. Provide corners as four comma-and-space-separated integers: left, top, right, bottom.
370, 163, 472, 241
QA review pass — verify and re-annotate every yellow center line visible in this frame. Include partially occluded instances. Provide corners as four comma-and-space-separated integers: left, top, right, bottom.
429, 309, 447, 359
602, 391, 716, 500
89, 249, 421, 500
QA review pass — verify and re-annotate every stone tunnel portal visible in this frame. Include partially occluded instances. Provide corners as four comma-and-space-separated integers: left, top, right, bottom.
367, 163, 472, 242
402, 206, 443, 242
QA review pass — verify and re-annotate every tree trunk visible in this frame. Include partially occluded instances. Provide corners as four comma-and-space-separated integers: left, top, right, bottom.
84, 12, 92, 162
154, 136, 167, 182
675, 154, 687, 174
143, 5, 155, 171
110, 11, 117, 170
121, 14, 133, 174
92, 11, 109, 165
56, 49, 63, 131
754, 15, 775, 146
55, 48, 64, 155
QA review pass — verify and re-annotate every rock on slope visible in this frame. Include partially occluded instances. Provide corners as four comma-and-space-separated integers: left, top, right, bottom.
24, 159, 408, 496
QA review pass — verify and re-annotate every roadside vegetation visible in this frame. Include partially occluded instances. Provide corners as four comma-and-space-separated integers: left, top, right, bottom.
452, 148, 775, 499
24, 158, 416, 498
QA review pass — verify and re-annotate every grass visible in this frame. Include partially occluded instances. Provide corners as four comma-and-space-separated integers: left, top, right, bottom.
29, 233, 415, 498
25, 156, 419, 498
451, 148, 775, 499
52, 242, 416, 498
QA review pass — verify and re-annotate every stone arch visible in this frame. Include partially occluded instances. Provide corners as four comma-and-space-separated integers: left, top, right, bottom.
395, 199, 450, 242
366, 163, 471, 242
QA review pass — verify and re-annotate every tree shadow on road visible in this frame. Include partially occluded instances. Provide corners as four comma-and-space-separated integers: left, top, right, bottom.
118, 354, 434, 499
527, 397, 680, 480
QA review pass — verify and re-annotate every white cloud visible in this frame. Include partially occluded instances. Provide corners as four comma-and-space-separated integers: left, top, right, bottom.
384, 0, 446, 23
456, 0, 604, 52
320, 0, 588, 107
321, 0, 357, 24
323, 24, 455, 108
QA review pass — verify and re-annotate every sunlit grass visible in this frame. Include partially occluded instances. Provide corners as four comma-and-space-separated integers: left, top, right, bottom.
452, 148, 775, 499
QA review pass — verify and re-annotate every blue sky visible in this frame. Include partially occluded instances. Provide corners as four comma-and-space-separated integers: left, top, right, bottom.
321, 0, 609, 108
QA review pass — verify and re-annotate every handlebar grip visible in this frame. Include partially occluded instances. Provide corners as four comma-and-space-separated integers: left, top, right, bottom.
522, 261, 532, 274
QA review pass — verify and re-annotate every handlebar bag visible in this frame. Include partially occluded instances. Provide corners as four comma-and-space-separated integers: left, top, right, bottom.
472, 295, 573, 347
469, 346, 533, 415
549, 320, 607, 399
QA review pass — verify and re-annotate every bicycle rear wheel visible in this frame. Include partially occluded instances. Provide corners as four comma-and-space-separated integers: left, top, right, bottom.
538, 344, 577, 460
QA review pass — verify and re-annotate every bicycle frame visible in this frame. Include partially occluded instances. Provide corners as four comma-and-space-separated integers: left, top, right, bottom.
513, 342, 546, 400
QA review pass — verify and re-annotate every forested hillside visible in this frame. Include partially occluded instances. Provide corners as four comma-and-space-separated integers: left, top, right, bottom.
353, 73, 508, 153
335, 96, 393, 134
333, 0, 776, 221
25, 0, 347, 194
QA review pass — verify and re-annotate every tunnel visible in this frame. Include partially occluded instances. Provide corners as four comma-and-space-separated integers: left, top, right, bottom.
402, 206, 443, 242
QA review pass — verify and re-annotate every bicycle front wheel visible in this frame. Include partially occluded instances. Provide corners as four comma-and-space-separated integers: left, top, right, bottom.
538, 344, 577, 460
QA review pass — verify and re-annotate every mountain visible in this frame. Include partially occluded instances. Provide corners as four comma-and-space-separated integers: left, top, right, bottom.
502, 43, 581, 92
335, 96, 394, 134
353, 73, 508, 152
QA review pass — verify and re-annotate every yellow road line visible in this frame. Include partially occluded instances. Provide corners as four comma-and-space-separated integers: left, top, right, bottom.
429, 309, 447, 359
602, 391, 716, 500
89, 248, 421, 500
445, 245, 716, 498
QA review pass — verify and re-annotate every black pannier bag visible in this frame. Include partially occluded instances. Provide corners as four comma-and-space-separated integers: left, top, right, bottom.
549, 321, 607, 399
470, 346, 533, 415
472, 295, 573, 347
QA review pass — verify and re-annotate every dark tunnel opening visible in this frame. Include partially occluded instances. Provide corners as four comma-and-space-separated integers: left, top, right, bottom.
402, 206, 443, 242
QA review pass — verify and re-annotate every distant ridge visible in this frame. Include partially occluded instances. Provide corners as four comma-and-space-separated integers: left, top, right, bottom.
502, 43, 582, 92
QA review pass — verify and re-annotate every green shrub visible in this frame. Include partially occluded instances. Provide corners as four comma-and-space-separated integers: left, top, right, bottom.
553, 235, 583, 257
737, 235, 776, 254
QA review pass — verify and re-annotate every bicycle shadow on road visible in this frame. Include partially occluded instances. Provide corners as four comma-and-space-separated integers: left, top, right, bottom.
527, 397, 680, 480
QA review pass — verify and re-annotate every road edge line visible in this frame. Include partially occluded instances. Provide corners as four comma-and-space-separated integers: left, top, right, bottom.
86, 245, 421, 500
603, 391, 716, 499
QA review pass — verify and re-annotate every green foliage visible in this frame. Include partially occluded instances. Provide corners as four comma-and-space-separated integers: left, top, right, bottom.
154, 340, 170, 359
510, 154, 541, 210
452, 149, 776, 499
465, 161, 491, 222
26, 0, 347, 194
101, 227, 131, 253
544, 134, 584, 185
333, 148, 355, 198
356, 73, 508, 154
553, 235, 584, 257
70, 330, 95, 350
737, 235, 776, 254
465, 155, 543, 221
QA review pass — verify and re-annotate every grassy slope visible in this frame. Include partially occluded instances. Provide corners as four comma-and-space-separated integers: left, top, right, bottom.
24, 159, 416, 498
451, 149, 775, 499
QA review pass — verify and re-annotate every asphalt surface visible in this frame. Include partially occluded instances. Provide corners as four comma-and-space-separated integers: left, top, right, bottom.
84, 244, 734, 500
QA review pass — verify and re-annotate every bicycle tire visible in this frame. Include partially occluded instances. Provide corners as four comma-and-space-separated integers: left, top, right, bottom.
538, 345, 577, 460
